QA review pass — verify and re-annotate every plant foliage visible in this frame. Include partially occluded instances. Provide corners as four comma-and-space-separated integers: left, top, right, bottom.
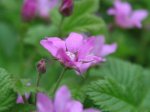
0, 68, 16, 112
87, 58, 150, 112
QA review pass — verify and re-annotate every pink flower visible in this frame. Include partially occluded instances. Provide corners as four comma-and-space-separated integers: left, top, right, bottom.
40, 32, 117, 74
22, 0, 37, 21
16, 83, 31, 103
22, 0, 58, 21
37, 0, 58, 19
16, 93, 30, 103
37, 85, 100, 112
108, 0, 148, 28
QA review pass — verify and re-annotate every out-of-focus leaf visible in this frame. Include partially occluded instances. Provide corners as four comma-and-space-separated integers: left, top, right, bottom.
10, 104, 36, 112
24, 25, 58, 45
13, 79, 37, 95
0, 68, 17, 112
0, 22, 17, 56
62, 14, 106, 36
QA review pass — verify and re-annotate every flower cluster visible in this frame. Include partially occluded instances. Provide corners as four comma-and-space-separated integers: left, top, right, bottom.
108, 0, 148, 28
37, 85, 100, 112
40, 32, 117, 74
22, 0, 58, 21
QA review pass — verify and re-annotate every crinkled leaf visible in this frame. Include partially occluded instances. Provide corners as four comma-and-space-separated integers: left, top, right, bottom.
0, 68, 16, 112
87, 58, 150, 112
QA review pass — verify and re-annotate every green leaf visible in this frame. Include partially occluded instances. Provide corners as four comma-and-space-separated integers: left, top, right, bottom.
51, 0, 106, 36
24, 25, 58, 45
62, 0, 106, 36
62, 14, 106, 36
10, 104, 36, 112
0, 68, 16, 112
0, 22, 17, 56
72, 0, 100, 16
87, 58, 150, 112
13, 79, 37, 95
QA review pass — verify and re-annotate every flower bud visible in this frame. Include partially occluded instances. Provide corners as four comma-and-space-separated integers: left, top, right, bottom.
22, 0, 37, 22
59, 0, 74, 16
37, 59, 46, 74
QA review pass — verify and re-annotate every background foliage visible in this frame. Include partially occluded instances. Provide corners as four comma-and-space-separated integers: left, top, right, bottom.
0, 0, 150, 112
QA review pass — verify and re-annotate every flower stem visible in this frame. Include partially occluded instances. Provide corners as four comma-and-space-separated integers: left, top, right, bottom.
22, 95, 28, 103
35, 73, 41, 104
53, 67, 67, 94
36, 73, 41, 87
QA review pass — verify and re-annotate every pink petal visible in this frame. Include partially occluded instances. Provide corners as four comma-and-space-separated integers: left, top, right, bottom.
115, 15, 133, 28
101, 43, 117, 57
37, 93, 54, 112
84, 108, 101, 112
49, 0, 59, 9
22, 0, 37, 21
91, 36, 105, 56
16, 93, 30, 104
75, 62, 93, 75
75, 55, 102, 75
79, 55, 101, 64
64, 100, 83, 112
40, 37, 66, 57
114, 1, 132, 16
65, 32, 84, 53
56, 48, 75, 67
131, 10, 148, 28
78, 37, 95, 60
37, 0, 50, 18
107, 8, 116, 15
54, 85, 71, 112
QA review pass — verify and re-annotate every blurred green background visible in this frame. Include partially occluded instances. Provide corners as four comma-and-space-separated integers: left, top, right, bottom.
0, 0, 150, 92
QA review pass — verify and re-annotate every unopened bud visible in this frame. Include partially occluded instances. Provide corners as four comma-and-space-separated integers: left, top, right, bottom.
22, 0, 37, 22
37, 59, 46, 74
59, 0, 74, 16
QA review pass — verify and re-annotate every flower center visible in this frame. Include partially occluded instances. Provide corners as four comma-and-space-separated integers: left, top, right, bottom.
66, 51, 76, 61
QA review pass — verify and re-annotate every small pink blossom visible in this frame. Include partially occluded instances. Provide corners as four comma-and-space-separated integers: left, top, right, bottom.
108, 0, 148, 28
16, 83, 31, 103
16, 93, 30, 104
37, 85, 100, 112
37, 0, 58, 19
22, 0, 37, 21
40, 32, 117, 74
22, 0, 58, 21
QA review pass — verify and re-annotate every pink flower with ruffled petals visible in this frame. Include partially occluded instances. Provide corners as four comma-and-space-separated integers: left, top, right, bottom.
22, 0, 58, 21
40, 32, 117, 74
108, 0, 148, 28
37, 85, 100, 112
22, 0, 37, 21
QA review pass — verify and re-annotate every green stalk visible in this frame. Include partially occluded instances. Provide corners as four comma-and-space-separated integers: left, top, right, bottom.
53, 67, 67, 94
35, 73, 41, 104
